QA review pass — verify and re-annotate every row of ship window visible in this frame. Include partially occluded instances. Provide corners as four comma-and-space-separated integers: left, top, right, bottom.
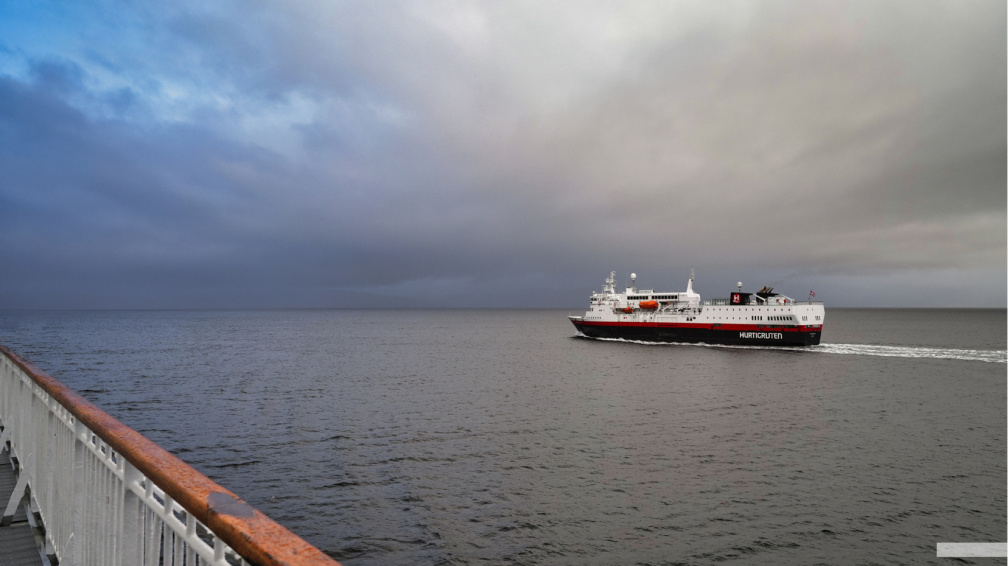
628, 295, 679, 301
593, 303, 819, 323
709, 316, 793, 321
714, 307, 793, 322
716, 307, 788, 310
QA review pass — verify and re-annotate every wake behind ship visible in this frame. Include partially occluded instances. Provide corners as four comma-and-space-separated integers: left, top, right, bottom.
569, 270, 824, 346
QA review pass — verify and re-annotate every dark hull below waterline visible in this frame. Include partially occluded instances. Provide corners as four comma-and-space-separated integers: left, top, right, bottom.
571, 321, 822, 346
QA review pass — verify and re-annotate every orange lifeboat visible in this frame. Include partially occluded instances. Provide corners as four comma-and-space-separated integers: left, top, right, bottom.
638, 300, 659, 310
616, 306, 634, 313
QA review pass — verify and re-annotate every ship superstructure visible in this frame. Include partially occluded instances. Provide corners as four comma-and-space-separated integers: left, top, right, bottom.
569, 270, 824, 346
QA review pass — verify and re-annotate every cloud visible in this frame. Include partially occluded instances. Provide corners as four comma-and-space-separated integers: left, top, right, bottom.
0, 1, 1003, 308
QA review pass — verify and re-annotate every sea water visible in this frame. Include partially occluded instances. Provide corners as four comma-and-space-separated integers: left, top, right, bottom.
0, 308, 1004, 565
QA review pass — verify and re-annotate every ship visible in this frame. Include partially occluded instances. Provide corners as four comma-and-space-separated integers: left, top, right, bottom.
569, 270, 824, 346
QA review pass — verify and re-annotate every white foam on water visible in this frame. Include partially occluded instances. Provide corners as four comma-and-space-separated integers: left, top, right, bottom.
811, 343, 1007, 364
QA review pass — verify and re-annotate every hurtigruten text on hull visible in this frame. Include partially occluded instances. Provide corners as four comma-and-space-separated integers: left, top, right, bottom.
569, 270, 824, 346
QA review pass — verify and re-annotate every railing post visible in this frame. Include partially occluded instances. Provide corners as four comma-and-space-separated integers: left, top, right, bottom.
122, 461, 143, 566
16, 371, 28, 461
42, 397, 59, 562
64, 419, 89, 566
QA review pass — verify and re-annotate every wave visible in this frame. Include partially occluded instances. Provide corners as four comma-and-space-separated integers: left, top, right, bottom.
575, 334, 1006, 363
811, 343, 1007, 364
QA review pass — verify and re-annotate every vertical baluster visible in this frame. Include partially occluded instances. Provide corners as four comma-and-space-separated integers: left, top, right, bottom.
145, 480, 156, 566
122, 461, 142, 565
107, 447, 116, 566
163, 494, 174, 565
96, 441, 104, 566
42, 398, 53, 538
82, 434, 90, 566
172, 508, 184, 566
31, 385, 42, 490
16, 372, 26, 462
104, 445, 111, 566
146, 504, 161, 566
64, 414, 74, 560
40, 396, 55, 562
104, 445, 110, 566
95, 443, 102, 566
93, 440, 101, 566
51, 409, 65, 562
57, 411, 68, 559
214, 537, 225, 564
186, 513, 199, 566
94, 433, 104, 565
147, 501, 160, 563
116, 454, 124, 566
65, 419, 87, 566
111, 454, 121, 566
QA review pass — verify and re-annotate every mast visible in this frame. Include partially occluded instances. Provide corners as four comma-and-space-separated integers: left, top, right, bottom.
603, 271, 616, 295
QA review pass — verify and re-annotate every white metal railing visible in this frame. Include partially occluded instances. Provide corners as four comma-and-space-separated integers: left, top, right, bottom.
703, 299, 823, 306
0, 344, 340, 566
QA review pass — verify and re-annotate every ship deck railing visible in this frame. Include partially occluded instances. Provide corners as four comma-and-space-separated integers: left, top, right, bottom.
703, 300, 824, 306
0, 343, 341, 566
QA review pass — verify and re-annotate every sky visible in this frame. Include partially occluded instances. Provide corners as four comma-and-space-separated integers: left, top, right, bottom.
0, 1, 1004, 309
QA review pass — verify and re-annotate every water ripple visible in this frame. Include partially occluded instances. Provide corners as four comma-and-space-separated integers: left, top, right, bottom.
1, 309, 1003, 565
